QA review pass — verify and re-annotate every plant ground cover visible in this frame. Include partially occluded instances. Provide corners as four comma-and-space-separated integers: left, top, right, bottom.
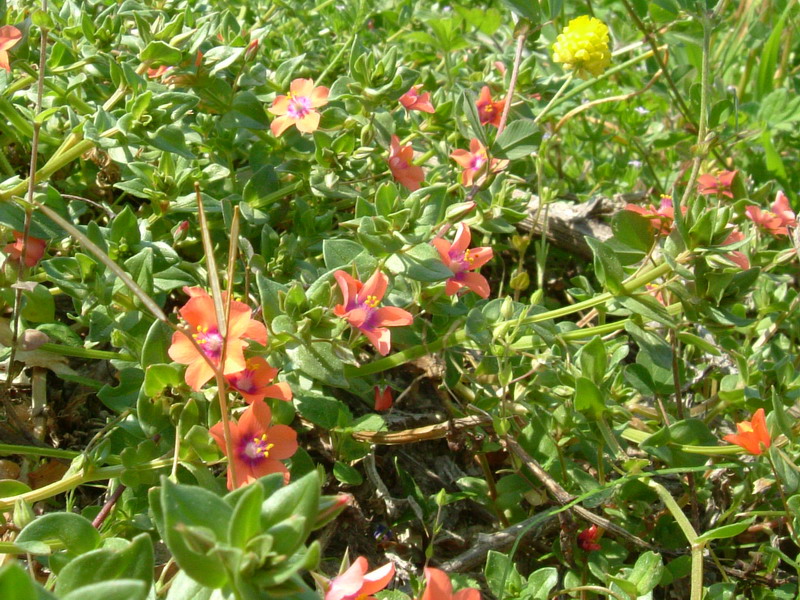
0, 0, 799, 598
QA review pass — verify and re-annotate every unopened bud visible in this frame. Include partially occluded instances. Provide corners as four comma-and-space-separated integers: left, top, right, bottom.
13, 499, 34, 530
509, 270, 530, 291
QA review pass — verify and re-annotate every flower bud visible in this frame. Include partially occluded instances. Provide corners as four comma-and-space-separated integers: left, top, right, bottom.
509, 270, 530, 291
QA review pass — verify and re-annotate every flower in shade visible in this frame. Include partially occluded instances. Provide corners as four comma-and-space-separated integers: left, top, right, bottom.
476, 85, 504, 128
433, 223, 493, 298
0, 26, 21, 72
325, 557, 395, 600
374, 386, 393, 411
625, 195, 686, 236
389, 135, 425, 191
720, 230, 750, 270
450, 138, 506, 186
3, 231, 46, 267
745, 191, 796, 237
399, 85, 435, 114
419, 567, 480, 600
227, 357, 292, 404
269, 78, 329, 136
168, 287, 268, 391
578, 524, 603, 551
723, 408, 771, 455
552, 16, 611, 79
334, 270, 413, 356
697, 170, 737, 198
209, 400, 298, 489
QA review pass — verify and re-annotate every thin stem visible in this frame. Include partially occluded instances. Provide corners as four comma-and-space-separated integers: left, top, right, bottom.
92, 483, 126, 529
533, 73, 574, 125
497, 33, 526, 135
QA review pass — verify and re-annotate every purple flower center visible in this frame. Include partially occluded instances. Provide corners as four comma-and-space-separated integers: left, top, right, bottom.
448, 248, 475, 273
240, 433, 274, 466
192, 325, 224, 360
346, 294, 381, 331
469, 154, 486, 171
287, 94, 312, 119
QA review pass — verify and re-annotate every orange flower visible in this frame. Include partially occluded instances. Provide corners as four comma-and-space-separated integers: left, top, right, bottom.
209, 400, 298, 489
269, 78, 329, 136
432, 223, 493, 298
721, 230, 749, 270
723, 408, 771, 455
325, 557, 395, 600
399, 85, 435, 113
745, 190, 796, 237
450, 138, 505, 186
227, 357, 292, 404
168, 287, 268, 391
3, 231, 46, 267
419, 567, 480, 600
0, 26, 22, 72
476, 86, 505, 128
334, 270, 413, 356
389, 135, 425, 191
625, 195, 686, 236
697, 170, 737, 198
374, 386, 393, 411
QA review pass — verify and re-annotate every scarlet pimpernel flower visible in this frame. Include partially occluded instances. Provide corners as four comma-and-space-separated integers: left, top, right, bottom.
419, 567, 480, 600
269, 78, 329, 136
476, 86, 504, 128
389, 135, 425, 191
168, 287, 268, 391
450, 139, 505, 186
374, 386, 393, 411
697, 170, 737, 198
721, 230, 750, 270
723, 408, 771, 455
334, 270, 413, 356
3, 231, 46, 267
227, 357, 292, 404
325, 557, 395, 600
433, 222, 493, 298
399, 85, 435, 113
745, 190, 797, 237
552, 16, 611, 79
0, 26, 21, 72
209, 400, 298, 489
625, 195, 686, 236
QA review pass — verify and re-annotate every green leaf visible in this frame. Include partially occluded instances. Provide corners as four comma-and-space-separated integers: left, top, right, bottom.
755, 4, 791, 99
461, 91, 489, 147
150, 126, 195, 159
141, 319, 172, 368
61, 580, 148, 600
138, 41, 182, 64
55, 534, 154, 595
574, 377, 605, 418
260, 471, 321, 541
524, 567, 558, 600
492, 119, 542, 160
0, 562, 38, 600
386, 244, 453, 282
159, 477, 232, 588
333, 461, 363, 485
228, 482, 264, 549
17, 513, 100, 557
323, 239, 364, 271
578, 336, 607, 384
500, 0, 540, 21
612, 210, 654, 253
286, 341, 348, 388
627, 551, 663, 595
695, 518, 755, 543
295, 395, 348, 429
586, 238, 624, 294
21, 284, 55, 323
143, 364, 182, 397
484, 550, 524, 598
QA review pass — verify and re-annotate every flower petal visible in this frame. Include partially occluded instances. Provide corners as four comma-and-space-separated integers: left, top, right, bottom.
359, 562, 395, 596
295, 111, 321, 133
459, 271, 491, 298
271, 115, 295, 137
359, 270, 388, 304
265, 424, 298, 460
310, 85, 329, 107
451, 222, 472, 254
268, 95, 290, 116
421, 567, 452, 600
374, 306, 413, 327
290, 78, 315, 97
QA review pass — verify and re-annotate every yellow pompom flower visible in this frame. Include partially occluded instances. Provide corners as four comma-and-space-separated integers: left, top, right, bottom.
552, 15, 611, 79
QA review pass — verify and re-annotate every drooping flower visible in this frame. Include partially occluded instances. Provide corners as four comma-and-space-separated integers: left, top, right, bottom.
433, 223, 493, 298
374, 386, 393, 411
745, 190, 796, 237
419, 567, 480, 600
577, 524, 603, 551
399, 85, 435, 114
720, 230, 750, 270
625, 195, 686, 236
450, 138, 506, 187
697, 170, 737, 198
334, 270, 413, 356
552, 16, 611, 79
269, 78, 329, 136
325, 556, 395, 600
168, 287, 268, 391
476, 86, 504, 128
389, 135, 425, 191
209, 400, 298, 489
3, 231, 46, 267
227, 357, 292, 404
0, 26, 22, 72
723, 408, 771, 456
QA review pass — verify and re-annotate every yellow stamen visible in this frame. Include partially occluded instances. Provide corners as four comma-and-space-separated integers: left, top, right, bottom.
365, 295, 380, 308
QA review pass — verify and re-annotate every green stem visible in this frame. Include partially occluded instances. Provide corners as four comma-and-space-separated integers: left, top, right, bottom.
317, 33, 357, 86
534, 73, 573, 124
38, 343, 135, 362
0, 443, 79, 459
